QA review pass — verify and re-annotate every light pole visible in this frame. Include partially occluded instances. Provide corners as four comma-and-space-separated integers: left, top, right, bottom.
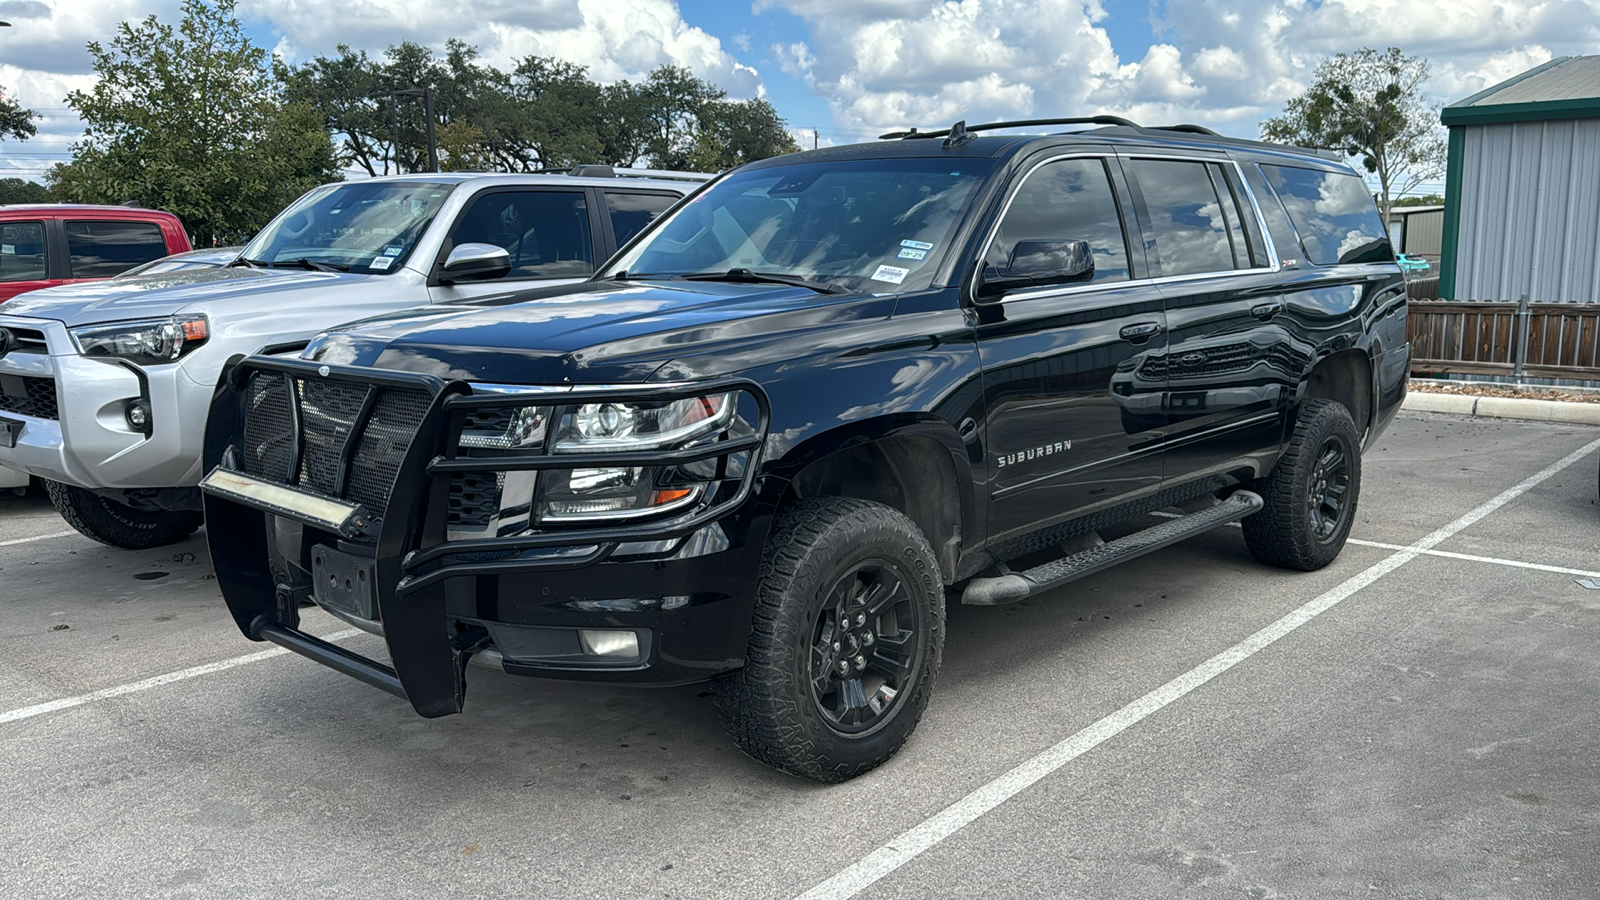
393, 88, 438, 173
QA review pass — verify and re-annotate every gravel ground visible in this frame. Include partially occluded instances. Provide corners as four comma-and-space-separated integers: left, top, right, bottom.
1409, 378, 1600, 403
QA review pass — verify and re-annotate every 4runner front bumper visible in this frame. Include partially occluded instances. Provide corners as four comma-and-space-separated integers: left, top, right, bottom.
0, 314, 212, 491
201, 355, 770, 717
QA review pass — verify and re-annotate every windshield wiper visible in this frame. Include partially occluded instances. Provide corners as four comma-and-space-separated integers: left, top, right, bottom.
265, 258, 350, 273
227, 257, 265, 269
673, 268, 847, 294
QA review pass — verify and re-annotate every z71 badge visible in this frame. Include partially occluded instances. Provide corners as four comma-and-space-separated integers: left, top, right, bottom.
996, 440, 1071, 468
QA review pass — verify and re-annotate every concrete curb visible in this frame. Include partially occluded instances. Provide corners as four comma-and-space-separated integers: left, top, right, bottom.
1403, 390, 1600, 425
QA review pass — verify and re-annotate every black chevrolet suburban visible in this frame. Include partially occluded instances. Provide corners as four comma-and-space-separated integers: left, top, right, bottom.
201, 117, 1409, 782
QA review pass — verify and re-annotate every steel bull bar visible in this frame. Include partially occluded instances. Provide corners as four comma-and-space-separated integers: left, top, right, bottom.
200, 355, 769, 717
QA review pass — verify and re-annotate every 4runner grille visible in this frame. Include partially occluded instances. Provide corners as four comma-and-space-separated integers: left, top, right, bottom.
0, 375, 59, 420
238, 371, 431, 521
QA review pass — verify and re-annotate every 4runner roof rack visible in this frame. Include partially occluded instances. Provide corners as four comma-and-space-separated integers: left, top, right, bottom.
558, 165, 715, 182
878, 117, 1223, 141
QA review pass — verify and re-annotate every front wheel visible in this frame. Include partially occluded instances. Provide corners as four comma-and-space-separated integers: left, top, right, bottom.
713, 498, 945, 782
44, 481, 203, 550
1242, 398, 1362, 571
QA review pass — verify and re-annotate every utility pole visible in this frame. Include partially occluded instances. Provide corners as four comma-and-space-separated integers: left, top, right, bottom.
813, 128, 818, 150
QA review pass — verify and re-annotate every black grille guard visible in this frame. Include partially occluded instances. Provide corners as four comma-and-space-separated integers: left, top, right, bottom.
201, 354, 770, 718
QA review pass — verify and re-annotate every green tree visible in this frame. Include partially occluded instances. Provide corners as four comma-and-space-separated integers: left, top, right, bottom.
49, 0, 338, 243
1261, 47, 1446, 221
0, 178, 48, 204
1, 85, 37, 142
687, 99, 801, 171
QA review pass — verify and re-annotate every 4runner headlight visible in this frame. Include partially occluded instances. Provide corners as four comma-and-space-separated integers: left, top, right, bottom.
72, 315, 209, 365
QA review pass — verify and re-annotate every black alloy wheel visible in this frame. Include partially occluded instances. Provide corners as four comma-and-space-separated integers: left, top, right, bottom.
1307, 436, 1352, 543
809, 560, 923, 735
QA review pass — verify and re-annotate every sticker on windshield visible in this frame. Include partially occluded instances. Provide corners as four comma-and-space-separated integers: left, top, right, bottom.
382, 246, 403, 256
871, 264, 909, 284
369, 256, 394, 270
897, 247, 927, 261
900, 240, 934, 251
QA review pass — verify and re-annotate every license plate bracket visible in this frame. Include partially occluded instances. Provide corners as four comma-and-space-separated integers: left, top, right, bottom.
311, 544, 377, 620
0, 416, 21, 449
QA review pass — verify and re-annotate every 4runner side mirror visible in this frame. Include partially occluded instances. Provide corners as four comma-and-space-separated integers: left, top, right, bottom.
439, 243, 512, 284
977, 239, 1094, 300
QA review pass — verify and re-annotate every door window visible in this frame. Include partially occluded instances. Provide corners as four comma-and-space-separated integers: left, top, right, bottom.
0, 222, 47, 282
1260, 164, 1393, 266
604, 191, 679, 246
1128, 159, 1251, 277
450, 191, 593, 279
985, 158, 1131, 283
65, 220, 168, 277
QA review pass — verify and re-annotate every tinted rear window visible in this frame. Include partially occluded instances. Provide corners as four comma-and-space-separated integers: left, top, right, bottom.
1260, 165, 1392, 266
604, 191, 679, 246
1, 222, 47, 283
66, 220, 169, 277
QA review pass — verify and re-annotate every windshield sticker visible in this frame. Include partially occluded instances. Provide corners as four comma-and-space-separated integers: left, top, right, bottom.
897, 247, 927, 261
369, 256, 394, 270
871, 264, 909, 284
900, 240, 934, 251
382, 246, 403, 256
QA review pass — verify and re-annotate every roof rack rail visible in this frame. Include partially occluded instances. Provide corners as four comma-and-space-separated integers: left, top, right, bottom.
880, 116, 1140, 140
1151, 123, 1221, 136
552, 165, 715, 182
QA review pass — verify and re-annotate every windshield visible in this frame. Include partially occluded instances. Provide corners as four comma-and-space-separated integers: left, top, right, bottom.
605, 158, 997, 294
240, 181, 457, 274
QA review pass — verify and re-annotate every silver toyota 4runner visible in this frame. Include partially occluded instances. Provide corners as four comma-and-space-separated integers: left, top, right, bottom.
0, 168, 705, 547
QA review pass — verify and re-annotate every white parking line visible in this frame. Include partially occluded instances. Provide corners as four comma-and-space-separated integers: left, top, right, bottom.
0, 629, 364, 726
796, 435, 1600, 900
0, 530, 77, 548
1146, 513, 1600, 577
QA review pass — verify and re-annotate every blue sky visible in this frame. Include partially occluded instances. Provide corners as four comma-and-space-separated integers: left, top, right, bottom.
5, 0, 1599, 193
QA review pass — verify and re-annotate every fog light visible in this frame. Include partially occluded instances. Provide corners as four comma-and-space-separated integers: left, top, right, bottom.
578, 629, 639, 658
125, 400, 151, 432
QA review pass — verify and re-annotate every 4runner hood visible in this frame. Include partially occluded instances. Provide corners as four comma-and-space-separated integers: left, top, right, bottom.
306, 280, 897, 384
1, 266, 374, 326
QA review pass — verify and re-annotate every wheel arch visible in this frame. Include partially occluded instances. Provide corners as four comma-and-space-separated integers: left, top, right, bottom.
1301, 348, 1375, 438
764, 417, 976, 583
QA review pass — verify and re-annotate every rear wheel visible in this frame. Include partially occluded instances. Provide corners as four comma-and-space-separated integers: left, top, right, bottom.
44, 481, 203, 550
1242, 398, 1361, 571
713, 498, 944, 782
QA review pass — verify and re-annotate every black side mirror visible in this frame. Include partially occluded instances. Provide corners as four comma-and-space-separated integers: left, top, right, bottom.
438, 242, 511, 284
977, 239, 1094, 299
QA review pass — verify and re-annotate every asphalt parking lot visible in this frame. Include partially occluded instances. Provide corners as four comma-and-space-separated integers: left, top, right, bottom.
3, 410, 1598, 899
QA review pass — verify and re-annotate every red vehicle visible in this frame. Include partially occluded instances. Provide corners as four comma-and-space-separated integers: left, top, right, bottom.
0, 205, 192, 302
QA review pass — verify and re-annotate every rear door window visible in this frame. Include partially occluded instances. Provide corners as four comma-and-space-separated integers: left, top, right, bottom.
1126, 158, 1250, 277
65, 220, 169, 277
603, 191, 679, 246
0, 222, 48, 282
985, 157, 1131, 284
1260, 164, 1393, 265
450, 190, 594, 279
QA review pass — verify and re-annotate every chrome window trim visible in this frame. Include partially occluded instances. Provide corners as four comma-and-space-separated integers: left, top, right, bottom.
971, 151, 1286, 307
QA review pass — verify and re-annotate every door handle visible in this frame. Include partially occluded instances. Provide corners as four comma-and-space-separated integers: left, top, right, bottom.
1119, 322, 1163, 343
1251, 300, 1284, 320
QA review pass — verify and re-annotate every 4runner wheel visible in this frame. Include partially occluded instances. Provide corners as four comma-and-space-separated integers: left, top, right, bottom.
44, 481, 203, 550
1242, 398, 1361, 571
713, 498, 944, 782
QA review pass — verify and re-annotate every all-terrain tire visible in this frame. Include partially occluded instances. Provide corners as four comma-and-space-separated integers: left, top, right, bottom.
1242, 398, 1361, 571
712, 498, 945, 782
44, 480, 203, 550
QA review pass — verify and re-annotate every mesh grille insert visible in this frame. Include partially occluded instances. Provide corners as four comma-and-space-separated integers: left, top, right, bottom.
241, 373, 294, 482
296, 380, 370, 495
347, 389, 432, 520
0, 375, 58, 420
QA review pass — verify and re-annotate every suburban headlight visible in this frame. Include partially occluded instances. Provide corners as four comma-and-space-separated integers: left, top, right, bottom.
538, 392, 735, 522
549, 393, 735, 453
72, 316, 208, 364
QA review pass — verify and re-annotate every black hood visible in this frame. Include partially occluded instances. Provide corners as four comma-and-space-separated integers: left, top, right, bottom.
305, 280, 898, 384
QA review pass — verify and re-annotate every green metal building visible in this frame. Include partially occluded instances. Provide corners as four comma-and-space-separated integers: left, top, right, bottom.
1440, 55, 1600, 302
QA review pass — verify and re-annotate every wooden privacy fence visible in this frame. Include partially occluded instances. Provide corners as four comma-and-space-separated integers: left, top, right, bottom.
1408, 299, 1600, 380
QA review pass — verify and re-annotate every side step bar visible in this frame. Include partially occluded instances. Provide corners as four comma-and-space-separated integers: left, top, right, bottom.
961, 491, 1264, 606
250, 617, 407, 699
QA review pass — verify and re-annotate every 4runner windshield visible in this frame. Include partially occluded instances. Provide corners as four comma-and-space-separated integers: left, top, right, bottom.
239, 181, 457, 275
605, 158, 997, 294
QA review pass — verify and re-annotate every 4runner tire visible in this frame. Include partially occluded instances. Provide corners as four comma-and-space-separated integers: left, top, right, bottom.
713, 498, 945, 782
1242, 398, 1361, 571
44, 481, 203, 550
